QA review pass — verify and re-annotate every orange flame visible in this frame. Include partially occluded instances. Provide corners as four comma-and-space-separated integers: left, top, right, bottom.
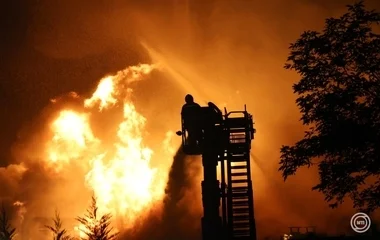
44, 63, 168, 235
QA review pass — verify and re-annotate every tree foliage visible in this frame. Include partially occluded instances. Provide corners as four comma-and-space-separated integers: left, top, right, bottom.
0, 204, 16, 240
76, 196, 118, 240
45, 210, 74, 240
279, 1, 380, 212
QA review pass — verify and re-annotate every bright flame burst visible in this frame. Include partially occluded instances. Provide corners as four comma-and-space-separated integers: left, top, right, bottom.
45, 63, 167, 232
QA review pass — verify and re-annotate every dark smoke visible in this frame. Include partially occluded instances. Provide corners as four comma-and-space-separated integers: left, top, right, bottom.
122, 146, 202, 240
158, 146, 202, 240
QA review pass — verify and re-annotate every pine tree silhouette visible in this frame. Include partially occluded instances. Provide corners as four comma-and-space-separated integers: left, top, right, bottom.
76, 196, 118, 240
0, 204, 16, 240
45, 209, 74, 240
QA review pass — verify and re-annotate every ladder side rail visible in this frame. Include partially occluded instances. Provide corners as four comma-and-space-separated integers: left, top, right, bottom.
247, 158, 256, 239
226, 153, 234, 239
223, 116, 232, 239
220, 150, 228, 231
244, 116, 257, 240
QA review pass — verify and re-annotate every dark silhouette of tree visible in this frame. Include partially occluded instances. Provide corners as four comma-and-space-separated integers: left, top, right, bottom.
45, 209, 75, 240
76, 196, 118, 240
279, 1, 380, 213
0, 204, 16, 240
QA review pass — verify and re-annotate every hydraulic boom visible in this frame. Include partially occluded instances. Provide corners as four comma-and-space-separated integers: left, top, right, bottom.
177, 101, 257, 240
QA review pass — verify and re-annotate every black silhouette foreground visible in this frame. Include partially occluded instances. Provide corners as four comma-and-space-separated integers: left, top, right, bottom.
76, 196, 119, 240
45, 210, 74, 240
181, 94, 203, 151
0, 204, 16, 240
178, 94, 257, 240
279, 1, 380, 213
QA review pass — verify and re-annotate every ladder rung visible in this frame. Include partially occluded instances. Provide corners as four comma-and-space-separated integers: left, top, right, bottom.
231, 190, 249, 195
230, 136, 245, 140
232, 200, 249, 205
233, 214, 249, 222
233, 227, 250, 232
229, 159, 247, 164
229, 154, 246, 159
233, 213, 250, 218
232, 192, 248, 197
230, 142, 248, 148
231, 172, 247, 177
232, 207, 250, 212
230, 134, 245, 139
233, 222, 251, 227
229, 134, 246, 139
232, 236, 251, 240
233, 215, 250, 221
230, 131, 245, 135
232, 197, 249, 201
233, 208, 250, 214
232, 189, 248, 194
229, 149, 249, 155
233, 236, 251, 239
228, 128, 247, 133
233, 231, 250, 235
225, 124, 249, 131
233, 231, 250, 237
233, 231, 250, 234
230, 140, 246, 144
233, 230, 250, 236
232, 205, 249, 210
231, 179, 248, 184
229, 157, 247, 162
232, 201, 250, 207
231, 187, 249, 191
230, 137, 245, 140
230, 142, 247, 146
231, 165, 247, 169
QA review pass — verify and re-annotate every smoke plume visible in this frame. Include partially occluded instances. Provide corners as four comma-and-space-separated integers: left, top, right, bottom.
121, 146, 202, 240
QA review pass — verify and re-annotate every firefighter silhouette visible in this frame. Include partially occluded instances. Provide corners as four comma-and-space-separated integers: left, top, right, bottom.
181, 94, 203, 148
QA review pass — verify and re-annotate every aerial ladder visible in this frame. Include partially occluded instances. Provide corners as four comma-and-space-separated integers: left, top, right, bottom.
177, 100, 257, 240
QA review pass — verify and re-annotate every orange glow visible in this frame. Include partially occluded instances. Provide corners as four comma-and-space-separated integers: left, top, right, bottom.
43, 63, 169, 236
84, 76, 117, 110
47, 110, 98, 171
4, 2, 367, 239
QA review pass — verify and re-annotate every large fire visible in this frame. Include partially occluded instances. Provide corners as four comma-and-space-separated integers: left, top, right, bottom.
43, 63, 168, 236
